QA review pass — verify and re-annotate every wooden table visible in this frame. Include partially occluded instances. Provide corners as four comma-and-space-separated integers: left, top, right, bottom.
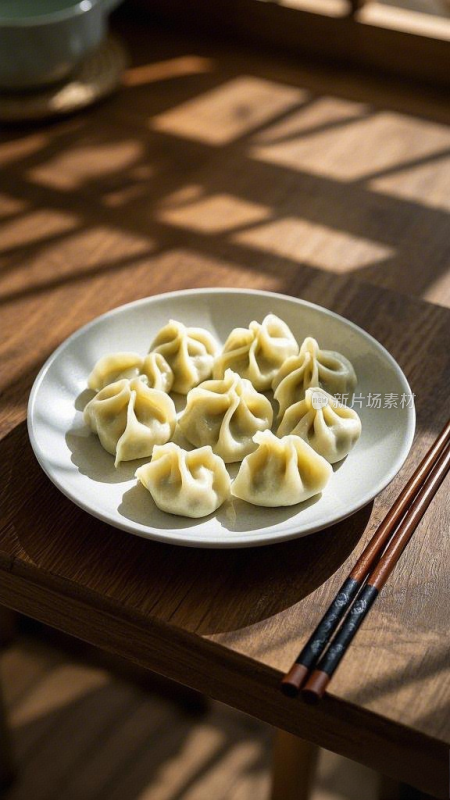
1, 17, 449, 799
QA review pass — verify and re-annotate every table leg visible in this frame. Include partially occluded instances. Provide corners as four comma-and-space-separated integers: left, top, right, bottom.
0, 680, 15, 790
271, 729, 319, 800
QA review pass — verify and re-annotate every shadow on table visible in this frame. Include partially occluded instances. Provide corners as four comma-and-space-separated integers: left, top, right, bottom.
119, 479, 322, 532
4, 420, 372, 634
0, 14, 449, 317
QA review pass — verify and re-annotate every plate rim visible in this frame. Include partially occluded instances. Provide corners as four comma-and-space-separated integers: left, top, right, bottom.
27, 287, 416, 548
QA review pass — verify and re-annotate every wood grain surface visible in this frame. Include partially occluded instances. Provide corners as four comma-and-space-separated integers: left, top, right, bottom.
0, 18, 449, 798
130, 0, 450, 86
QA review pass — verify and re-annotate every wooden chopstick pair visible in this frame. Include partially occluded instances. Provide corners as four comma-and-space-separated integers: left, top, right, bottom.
281, 419, 450, 703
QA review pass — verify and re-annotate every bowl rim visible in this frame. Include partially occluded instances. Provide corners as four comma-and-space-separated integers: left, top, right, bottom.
0, 0, 97, 27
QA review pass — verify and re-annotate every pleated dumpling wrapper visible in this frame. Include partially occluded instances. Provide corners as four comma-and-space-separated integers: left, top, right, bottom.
273, 336, 357, 419
83, 377, 176, 467
213, 314, 298, 392
231, 430, 332, 507
87, 352, 142, 390
87, 352, 173, 393
179, 369, 273, 463
149, 319, 219, 394
278, 387, 361, 464
136, 443, 231, 518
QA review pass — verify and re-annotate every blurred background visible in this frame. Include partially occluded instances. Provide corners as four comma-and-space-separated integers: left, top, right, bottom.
0, 613, 390, 799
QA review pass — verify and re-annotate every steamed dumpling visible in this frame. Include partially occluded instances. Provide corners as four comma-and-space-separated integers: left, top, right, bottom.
231, 430, 331, 507
273, 336, 357, 418
87, 352, 143, 391
213, 314, 298, 391
149, 319, 219, 394
136, 443, 230, 518
87, 352, 173, 393
278, 387, 361, 464
141, 353, 174, 393
179, 369, 273, 463
83, 377, 176, 467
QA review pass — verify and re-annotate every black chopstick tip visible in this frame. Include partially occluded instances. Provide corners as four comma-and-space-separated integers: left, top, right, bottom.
280, 663, 309, 696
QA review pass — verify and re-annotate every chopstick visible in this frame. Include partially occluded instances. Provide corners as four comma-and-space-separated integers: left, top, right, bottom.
281, 418, 450, 698
302, 437, 450, 702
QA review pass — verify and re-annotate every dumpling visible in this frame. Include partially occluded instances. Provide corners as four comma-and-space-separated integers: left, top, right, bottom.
273, 336, 357, 418
277, 387, 361, 464
83, 377, 176, 467
140, 353, 173, 393
136, 443, 230, 518
87, 352, 143, 391
178, 369, 273, 463
213, 314, 298, 391
149, 319, 219, 394
87, 352, 173, 393
231, 430, 331, 507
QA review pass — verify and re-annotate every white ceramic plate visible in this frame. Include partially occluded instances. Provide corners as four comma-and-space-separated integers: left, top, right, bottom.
28, 288, 415, 548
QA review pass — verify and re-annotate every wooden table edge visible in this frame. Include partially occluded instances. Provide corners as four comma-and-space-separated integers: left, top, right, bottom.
0, 556, 447, 798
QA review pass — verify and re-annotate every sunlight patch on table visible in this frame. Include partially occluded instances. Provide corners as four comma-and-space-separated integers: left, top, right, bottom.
233, 217, 393, 271
0, 193, 28, 218
357, 2, 450, 40
424, 270, 450, 308
0, 131, 52, 164
279, 0, 348, 16
149, 248, 284, 294
152, 77, 307, 145
252, 96, 369, 145
0, 209, 76, 252
0, 224, 153, 300
157, 186, 270, 233
124, 56, 213, 87
252, 112, 450, 181
369, 153, 450, 212
28, 140, 143, 191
